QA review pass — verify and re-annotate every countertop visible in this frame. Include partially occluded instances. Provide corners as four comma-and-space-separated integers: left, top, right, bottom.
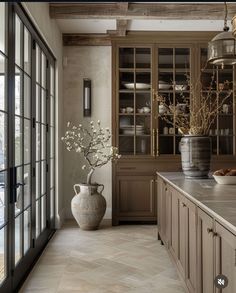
157, 172, 236, 235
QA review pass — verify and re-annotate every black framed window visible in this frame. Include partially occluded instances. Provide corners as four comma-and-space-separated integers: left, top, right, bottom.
0, 3, 56, 292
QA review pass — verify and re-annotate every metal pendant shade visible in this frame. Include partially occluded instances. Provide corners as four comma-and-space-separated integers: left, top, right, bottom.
208, 2, 236, 66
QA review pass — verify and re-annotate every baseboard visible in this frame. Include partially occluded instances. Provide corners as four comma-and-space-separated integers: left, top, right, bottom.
55, 208, 65, 229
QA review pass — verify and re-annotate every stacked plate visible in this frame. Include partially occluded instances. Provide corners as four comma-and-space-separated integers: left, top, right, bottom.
121, 125, 144, 135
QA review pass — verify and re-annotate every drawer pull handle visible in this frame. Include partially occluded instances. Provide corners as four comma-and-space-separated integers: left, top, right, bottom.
120, 167, 136, 170
207, 228, 213, 234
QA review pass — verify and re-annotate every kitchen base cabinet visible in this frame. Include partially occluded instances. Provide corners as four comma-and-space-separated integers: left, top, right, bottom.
215, 222, 236, 293
114, 175, 156, 224
197, 208, 214, 293
158, 176, 197, 292
157, 177, 171, 246
157, 173, 236, 293
185, 199, 197, 293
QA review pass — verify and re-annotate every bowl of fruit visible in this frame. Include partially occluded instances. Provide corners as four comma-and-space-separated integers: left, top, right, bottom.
213, 169, 236, 185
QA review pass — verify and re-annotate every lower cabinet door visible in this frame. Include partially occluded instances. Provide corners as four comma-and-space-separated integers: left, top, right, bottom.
185, 198, 197, 293
197, 208, 214, 293
170, 188, 179, 263
116, 175, 156, 219
215, 222, 236, 293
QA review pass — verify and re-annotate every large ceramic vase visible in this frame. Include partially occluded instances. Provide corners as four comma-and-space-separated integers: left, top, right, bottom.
71, 183, 106, 230
179, 135, 211, 178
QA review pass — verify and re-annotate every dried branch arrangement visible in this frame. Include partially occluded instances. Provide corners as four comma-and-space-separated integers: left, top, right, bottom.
62, 121, 121, 185
156, 71, 233, 135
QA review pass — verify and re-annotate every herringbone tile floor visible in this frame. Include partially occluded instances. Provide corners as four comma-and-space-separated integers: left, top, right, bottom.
20, 222, 186, 293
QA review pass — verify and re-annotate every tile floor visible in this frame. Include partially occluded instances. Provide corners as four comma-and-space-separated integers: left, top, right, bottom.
20, 221, 186, 293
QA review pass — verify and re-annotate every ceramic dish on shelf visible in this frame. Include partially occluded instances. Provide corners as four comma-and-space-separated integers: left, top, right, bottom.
123, 83, 151, 90
213, 175, 236, 185
158, 81, 171, 90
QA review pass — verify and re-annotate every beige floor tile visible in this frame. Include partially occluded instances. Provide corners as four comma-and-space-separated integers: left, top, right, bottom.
20, 222, 186, 293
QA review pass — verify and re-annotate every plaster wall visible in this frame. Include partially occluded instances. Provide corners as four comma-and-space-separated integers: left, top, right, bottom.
22, 2, 64, 227
63, 46, 112, 219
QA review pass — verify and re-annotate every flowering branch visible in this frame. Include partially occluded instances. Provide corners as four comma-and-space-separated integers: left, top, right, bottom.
62, 121, 121, 184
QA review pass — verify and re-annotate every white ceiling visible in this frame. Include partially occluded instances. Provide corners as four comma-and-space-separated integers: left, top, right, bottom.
57, 19, 232, 34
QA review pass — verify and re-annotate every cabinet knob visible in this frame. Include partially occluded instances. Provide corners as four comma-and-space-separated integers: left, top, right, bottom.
165, 187, 167, 191
181, 202, 186, 207
213, 232, 218, 237
207, 228, 213, 234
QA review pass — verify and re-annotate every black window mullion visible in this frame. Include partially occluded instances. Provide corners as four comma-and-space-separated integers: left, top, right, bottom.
7, 2, 15, 282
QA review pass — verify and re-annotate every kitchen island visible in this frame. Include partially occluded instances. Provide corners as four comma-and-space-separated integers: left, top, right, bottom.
157, 172, 236, 293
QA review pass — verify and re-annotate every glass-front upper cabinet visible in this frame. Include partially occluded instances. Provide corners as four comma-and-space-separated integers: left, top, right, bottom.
157, 47, 191, 155
118, 47, 153, 156
201, 48, 235, 155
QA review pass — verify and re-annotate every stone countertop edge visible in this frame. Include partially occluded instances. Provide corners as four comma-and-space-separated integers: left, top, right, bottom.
157, 171, 236, 236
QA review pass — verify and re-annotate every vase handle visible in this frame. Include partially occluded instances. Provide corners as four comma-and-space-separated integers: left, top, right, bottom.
73, 184, 80, 195
97, 184, 104, 194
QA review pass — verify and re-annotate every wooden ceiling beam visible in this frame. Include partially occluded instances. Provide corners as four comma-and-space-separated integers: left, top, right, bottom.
63, 34, 111, 46
50, 3, 236, 20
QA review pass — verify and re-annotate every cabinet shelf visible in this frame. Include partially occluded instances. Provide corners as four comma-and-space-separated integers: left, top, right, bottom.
119, 113, 151, 116
119, 68, 151, 72
119, 134, 151, 136
119, 89, 151, 93
158, 68, 190, 73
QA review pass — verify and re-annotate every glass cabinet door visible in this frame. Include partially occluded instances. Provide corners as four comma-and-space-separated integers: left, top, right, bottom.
118, 47, 152, 156
157, 47, 190, 155
201, 48, 235, 155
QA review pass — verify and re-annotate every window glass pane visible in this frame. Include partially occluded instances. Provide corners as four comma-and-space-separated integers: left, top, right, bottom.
15, 214, 22, 265
50, 96, 54, 127
36, 199, 40, 238
41, 124, 46, 160
24, 165, 31, 209
15, 166, 23, 215
41, 52, 46, 88
41, 89, 46, 124
24, 119, 31, 164
15, 15, 22, 68
24, 74, 31, 119
36, 123, 40, 161
0, 3, 5, 54
36, 162, 40, 199
50, 158, 54, 188
50, 127, 54, 158
0, 171, 6, 227
15, 67, 22, 115
0, 54, 5, 111
41, 195, 46, 231
50, 65, 54, 95
24, 27, 31, 75
0, 227, 6, 283
24, 208, 30, 254
41, 161, 46, 195
15, 117, 22, 166
0, 113, 7, 171
36, 85, 40, 122
50, 188, 54, 220
36, 44, 40, 84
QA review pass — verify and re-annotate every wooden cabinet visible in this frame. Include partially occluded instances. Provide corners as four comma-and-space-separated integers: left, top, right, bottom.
157, 174, 236, 293
157, 177, 171, 246
158, 176, 197, 292
114, 175, 156, 222
197, 208, 214, 293
113, 39, 236, 158
215, 222, 236, 293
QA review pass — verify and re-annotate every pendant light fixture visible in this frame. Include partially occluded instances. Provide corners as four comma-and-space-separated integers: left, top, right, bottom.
208, 1, 236, 68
